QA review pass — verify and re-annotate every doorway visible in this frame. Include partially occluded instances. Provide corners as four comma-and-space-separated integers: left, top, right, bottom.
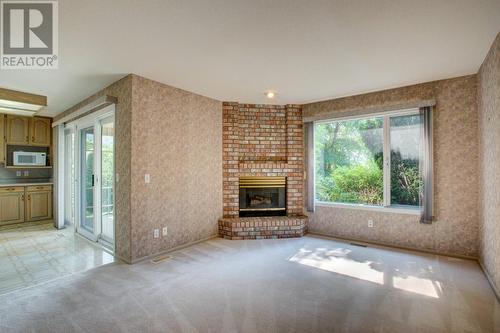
65, 108, 115, 249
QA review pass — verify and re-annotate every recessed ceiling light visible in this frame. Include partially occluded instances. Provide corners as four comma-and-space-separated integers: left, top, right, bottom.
265, 91, 275, 99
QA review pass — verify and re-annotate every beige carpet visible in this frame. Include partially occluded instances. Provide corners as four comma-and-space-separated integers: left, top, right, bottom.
0, 235, 498, 332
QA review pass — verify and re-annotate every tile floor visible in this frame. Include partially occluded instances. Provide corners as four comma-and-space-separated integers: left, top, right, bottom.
0, 221, 115, 295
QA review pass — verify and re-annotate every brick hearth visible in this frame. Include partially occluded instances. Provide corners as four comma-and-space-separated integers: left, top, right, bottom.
220, 102, 308, 239
219, 216, 307, 240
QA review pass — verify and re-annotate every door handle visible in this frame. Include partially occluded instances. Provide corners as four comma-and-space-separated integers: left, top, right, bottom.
91, 174, 95, 187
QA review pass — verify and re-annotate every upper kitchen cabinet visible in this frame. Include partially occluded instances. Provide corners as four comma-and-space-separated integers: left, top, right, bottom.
5, 115, 51, 146
6, 115, 29, 145
29, 117, 51, 146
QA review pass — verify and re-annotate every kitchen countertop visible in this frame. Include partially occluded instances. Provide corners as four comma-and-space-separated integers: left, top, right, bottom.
0, 182, 53, 187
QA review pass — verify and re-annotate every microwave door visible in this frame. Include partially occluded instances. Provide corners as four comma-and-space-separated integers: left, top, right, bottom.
19, 155, 34, 165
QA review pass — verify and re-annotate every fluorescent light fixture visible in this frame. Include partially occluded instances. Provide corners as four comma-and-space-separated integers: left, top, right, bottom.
0, 107, 43, 117
0, 88, 47, 117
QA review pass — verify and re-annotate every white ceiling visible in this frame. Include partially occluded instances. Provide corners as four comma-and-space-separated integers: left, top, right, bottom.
1, 0, 499, 117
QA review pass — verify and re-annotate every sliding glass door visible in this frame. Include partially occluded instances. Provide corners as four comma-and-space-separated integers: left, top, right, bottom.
100, 118, 114, 243
63, 129, 75, 226
80, 126, 96, 236
73, 113, 115, 248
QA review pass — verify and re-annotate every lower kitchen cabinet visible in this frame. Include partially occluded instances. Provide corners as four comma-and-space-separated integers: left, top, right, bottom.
26, 186, 52, 221
0, 187, 25, 225
0, 185, 52, 226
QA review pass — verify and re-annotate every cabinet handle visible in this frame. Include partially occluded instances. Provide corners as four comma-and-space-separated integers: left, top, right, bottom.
26, 135, 29, 142
28, 194, 31, 201
21, 195, 24, 201
32, 136, 35, 141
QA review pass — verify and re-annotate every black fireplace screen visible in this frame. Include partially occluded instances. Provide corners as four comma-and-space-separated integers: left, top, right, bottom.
239, 177, 286, 217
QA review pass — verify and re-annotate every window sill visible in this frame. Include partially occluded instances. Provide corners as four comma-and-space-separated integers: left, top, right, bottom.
315, 201, 422, 215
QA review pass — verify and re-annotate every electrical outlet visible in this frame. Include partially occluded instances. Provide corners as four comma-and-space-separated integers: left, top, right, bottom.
368, 219, 374, 228
162, 227, 168, 236
145, 174, 150, 184
153, 229, 160, 238
16, 171, 21, 177
24, 170, 29, 177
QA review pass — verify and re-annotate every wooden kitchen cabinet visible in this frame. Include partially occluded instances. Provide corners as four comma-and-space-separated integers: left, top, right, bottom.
6, 115, 29, 145
0, 115, 4, 163
29, 117, 51, 146
0, 185, 52, 225
26, 185, 52, 221
0, 187, 25, 225
5, 115, 51, 146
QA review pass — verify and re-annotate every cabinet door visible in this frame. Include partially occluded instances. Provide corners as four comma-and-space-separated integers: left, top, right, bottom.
0, 115, 4, 163
0, 190, 25, 225
29, 117, 51, 146
26, 190, 52, 221
6, 115, 29, 145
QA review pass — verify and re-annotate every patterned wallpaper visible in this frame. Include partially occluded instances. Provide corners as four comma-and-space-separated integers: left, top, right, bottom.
478, 33, 500, 293
303, 75, 480, 257
129, 75, 222, 262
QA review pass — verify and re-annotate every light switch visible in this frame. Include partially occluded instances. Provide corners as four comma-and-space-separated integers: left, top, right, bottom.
145, 174, 150, 184
115, 173, 119, 183
24, 171, 29, 177
16, 171, 21, 177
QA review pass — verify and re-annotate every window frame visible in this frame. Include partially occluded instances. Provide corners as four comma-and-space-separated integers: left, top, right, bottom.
313, 108, 423, 215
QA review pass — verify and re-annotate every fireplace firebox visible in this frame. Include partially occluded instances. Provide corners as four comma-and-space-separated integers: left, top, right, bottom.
239, 176, 286, 217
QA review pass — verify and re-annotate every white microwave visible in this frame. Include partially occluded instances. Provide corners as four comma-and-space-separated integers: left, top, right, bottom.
13, 152, 47, 166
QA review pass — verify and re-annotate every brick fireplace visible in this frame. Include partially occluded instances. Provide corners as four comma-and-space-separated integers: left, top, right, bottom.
219, 102, 308, 239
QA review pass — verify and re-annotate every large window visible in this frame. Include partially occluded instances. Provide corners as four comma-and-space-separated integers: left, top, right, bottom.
315, 110, 423, 209
390, 114, 422, 206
